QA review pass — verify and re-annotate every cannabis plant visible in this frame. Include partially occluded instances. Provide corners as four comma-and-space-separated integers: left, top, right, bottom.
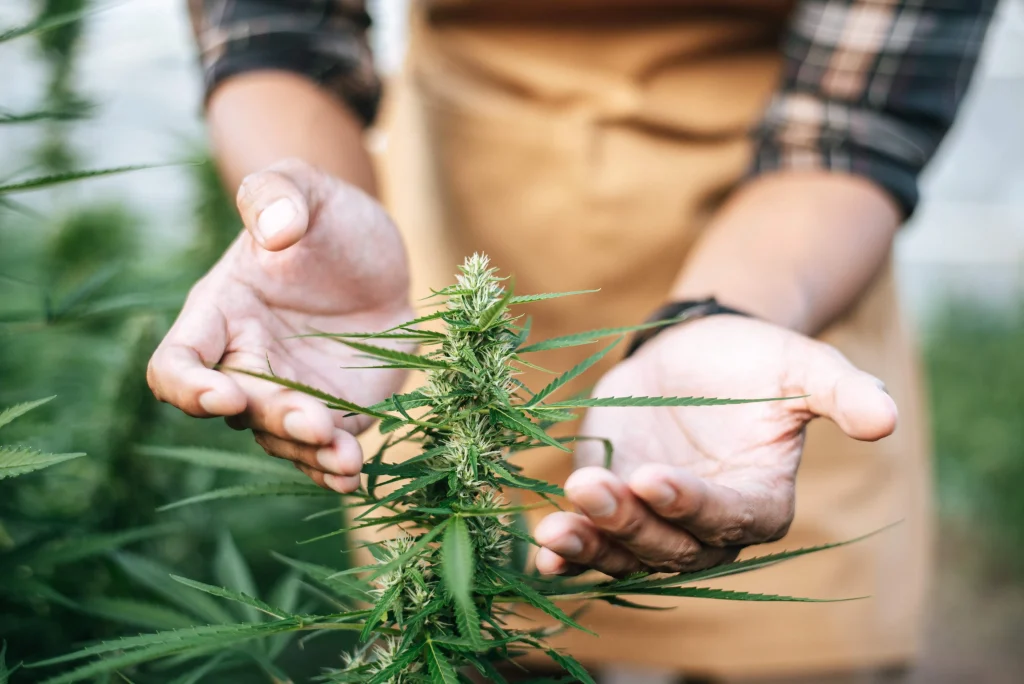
31, 254, 867, 684
2, 6, 331, 676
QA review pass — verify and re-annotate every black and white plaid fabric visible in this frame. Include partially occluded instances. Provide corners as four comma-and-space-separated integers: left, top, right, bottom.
187, 0, 999, 216
753, 0, 998, 215
187, 0, 380, 125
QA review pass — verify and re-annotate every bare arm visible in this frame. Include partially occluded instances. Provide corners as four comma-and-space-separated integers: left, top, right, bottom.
205, 71, 376, 196
671, 170, 900, 335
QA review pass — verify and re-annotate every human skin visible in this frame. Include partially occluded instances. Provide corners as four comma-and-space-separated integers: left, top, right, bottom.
147, 71, 897, 574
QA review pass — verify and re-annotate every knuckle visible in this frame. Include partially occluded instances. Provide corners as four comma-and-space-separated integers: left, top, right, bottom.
608, 512, 646, 540
706, 524, 747, 547
640, 539, 702, 573
705, 510, 755, 547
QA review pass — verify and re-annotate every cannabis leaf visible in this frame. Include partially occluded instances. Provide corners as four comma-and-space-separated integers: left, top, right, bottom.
36, 253, 881, 683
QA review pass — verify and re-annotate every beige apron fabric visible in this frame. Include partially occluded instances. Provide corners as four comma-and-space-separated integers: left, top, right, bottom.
369, 1, 932, 677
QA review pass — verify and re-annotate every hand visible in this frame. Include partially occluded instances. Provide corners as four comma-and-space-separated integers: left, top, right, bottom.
533, 315, 898, 576
147, 159, 413, 493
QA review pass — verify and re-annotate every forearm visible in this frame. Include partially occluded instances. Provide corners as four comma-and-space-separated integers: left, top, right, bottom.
671, 171, 901, 335
206, 71, 377, 196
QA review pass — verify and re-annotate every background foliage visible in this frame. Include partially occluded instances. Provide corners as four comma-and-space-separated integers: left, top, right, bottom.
1, 0, 1023, 682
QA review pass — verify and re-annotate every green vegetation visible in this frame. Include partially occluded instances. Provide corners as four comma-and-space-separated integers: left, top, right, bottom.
925, 299, 1024, 577
30, 255, 867, 684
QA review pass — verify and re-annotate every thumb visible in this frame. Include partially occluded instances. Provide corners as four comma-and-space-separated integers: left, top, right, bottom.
799, 343, 898, 442
235, 158, 326, 252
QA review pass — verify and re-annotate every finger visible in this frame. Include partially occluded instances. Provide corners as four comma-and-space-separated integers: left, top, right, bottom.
564, 468, 736, 572
533, 547, 585, 577
147, 298, 247, 418
253, 429, 363, 476
629, 464, 791, 546
236, 158, 323, 251
799, 344, 898, 442
293, 462, 360, 494
534, 511, 645, 578
222, 356, 336, 446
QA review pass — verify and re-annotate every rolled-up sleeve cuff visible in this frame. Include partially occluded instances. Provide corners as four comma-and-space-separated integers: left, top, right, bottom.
190, 2, 381, 126
750, 92, 932, 218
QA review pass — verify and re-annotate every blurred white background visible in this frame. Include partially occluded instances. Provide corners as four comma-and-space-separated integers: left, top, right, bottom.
1, 0, 1022, 325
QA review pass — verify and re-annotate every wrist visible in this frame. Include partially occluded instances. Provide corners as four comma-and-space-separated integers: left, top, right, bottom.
625, 298, 753, 358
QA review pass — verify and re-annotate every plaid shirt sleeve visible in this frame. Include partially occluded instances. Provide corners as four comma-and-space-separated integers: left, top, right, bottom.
752, 0, 998, 217
187, 0, 381, 125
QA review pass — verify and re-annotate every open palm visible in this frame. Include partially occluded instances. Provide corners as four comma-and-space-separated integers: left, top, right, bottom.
147, 160, 413, 492
534, 315, 898, 576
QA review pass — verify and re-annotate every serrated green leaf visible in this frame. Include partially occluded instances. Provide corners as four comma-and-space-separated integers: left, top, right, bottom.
112, 553, 236, 625
491, 409, 570, 453
212, 530, 262, 622
490, 462, 565, 497
369, 310, 446, 334
0, 396, 54, 429
476, 282, 515, 331
356, 471, 447, 520
424, 640, 460, 684
621, 587, 850, 602
509, 290, 599, 305
603, 527, 894, 592
492, 568, 592, 635
361, 520, 451, 581
136, 445, 303, 480
224, 369, 390, 419
366, 643, 424, 684
0, 164, 178, 195
171, 576, 288, 620
597, 596, 674, 611
31, 622, 297, 684
537, 395, 789, 409
517, 316, 689, 353
271, 554, 372, 603
442, 518, 481, 645
527, 339, 619, 406
368, 391, 432, 413
158, 482, 333, 511
546, 650, 597, 684
332, 338, 450, 370
266, 572, 305, 658
359, 582, 401, 641
0, 446, 84, 480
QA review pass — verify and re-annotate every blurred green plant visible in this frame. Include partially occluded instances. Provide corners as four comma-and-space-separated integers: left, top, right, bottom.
925, 297, 1024, 578
0, 4, 349, 679
0, 396, 168, 679
32, 0, 93, 173
30, 255, 875, 684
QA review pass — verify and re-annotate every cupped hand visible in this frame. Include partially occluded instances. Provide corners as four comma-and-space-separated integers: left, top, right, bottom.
534, 315, 898, 576
147, 159, 413, 493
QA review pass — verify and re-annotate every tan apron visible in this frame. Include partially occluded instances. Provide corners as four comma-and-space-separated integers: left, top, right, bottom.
368, 0, 932, 677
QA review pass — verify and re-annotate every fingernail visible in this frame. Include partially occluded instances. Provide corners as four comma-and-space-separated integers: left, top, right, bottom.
323, 473, 359, 494
577, 486, 617, 518
551, 533, 583, 557
282, 411, 307, 441
647, 482, 676, 507
198, 391, 219, 414
256, 198, 297, 242
316, 447, 344, 474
